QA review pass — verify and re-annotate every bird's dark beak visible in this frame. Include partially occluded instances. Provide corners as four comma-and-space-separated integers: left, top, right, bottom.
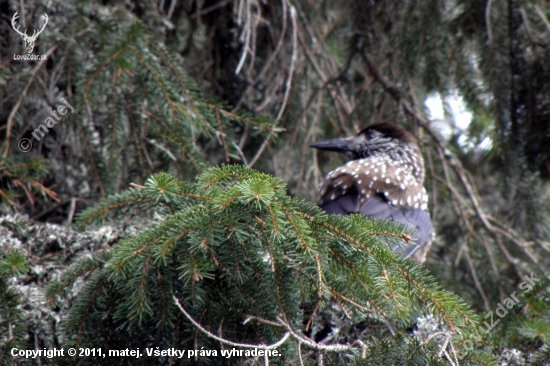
310, 137, 353, 153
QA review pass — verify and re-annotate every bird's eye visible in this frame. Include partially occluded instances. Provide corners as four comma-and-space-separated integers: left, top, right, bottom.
368, 130, 382, 140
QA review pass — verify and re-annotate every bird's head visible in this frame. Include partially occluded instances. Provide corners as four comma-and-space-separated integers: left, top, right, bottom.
310, 122, 417, 160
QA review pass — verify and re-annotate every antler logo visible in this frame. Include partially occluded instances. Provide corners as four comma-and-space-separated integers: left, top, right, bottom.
11, 11, 48, 54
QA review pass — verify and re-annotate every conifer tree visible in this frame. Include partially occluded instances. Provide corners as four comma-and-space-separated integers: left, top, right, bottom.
2, 0, 550, 364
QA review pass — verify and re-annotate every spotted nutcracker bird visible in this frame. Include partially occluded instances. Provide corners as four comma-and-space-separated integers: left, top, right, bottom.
310, 122, 432, 263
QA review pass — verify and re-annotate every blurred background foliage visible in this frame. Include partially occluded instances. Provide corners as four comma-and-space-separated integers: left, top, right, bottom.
1, 0, 550, 364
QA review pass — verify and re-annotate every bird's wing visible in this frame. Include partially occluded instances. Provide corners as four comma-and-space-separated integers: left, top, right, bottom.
321, 194, 432, 261
319, 160, 428, 210
359, 195, 432, 259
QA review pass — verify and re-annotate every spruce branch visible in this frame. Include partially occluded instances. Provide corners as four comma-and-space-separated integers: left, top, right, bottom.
53, 165, 478, 363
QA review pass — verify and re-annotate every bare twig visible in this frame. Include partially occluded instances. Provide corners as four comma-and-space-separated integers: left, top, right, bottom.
423, 332, 458, 366
463, 244, 490, 310
248, 132, 272, 168
66, 197, 79, 224
535, 5, 550, 30
275, 316, 351, 352
190, 0, 232, 19
232, 142, 249, 166
275, 4, 297, 121
235, 0, 252, 75
167, 0, 177, 19
243, 315, 282, 328
173, 296, 290, 349
235, 0, 288, 110
486, 0, 493, 43
174, 296, 370, 361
